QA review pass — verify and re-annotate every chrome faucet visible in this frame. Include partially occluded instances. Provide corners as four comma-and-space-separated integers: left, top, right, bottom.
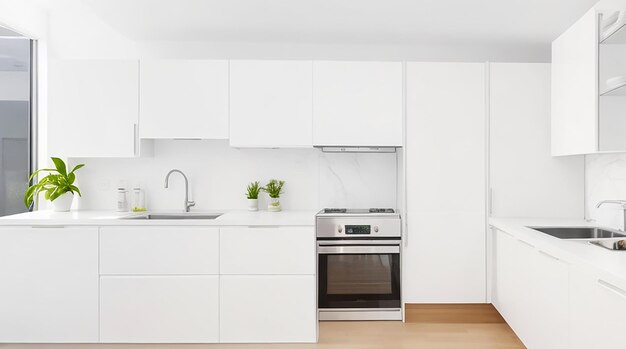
596, 200, 626, 231
164, 169, 195, 212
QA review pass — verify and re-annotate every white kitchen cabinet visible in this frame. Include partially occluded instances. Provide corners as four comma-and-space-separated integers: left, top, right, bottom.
571, 264, 626, 349
552, 4, 626, 155
220, 275, 317, 343
490, 63, 584, 218
529, 248, 569, 349
139, 60, 229, 139
100, 226, 219, 275
492, 229, 569, 349
229, 60, 313, 148
48, 59, 142, 157
403, 62, 486, 303
100, 276, 219, 343
551, 8, 598, 156
0, 227, 98, 343
312, 61, 402, 147
220, 226, 315, 275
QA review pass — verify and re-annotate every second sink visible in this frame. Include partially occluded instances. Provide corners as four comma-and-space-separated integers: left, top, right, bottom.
528, 226, 626, 239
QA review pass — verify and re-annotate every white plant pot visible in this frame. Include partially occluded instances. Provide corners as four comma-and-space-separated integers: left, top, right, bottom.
247, 198, 258, 211
268, 197, 281, 212
51, 192, 74, 212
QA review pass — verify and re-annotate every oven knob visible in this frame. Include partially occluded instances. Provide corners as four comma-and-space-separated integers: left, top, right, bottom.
337, 226, 343, 233
374, 226, 379, 233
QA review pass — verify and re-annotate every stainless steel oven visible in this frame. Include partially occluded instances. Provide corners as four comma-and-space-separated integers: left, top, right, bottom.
316, 208, 402, 321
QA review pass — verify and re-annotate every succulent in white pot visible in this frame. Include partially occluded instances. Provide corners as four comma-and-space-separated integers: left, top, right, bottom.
263, 179, 285, 212
24, 157, 84, 212
246, 181, 261, 211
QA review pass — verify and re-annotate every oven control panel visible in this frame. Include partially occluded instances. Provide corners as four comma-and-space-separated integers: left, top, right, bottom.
317, 217, 401, 238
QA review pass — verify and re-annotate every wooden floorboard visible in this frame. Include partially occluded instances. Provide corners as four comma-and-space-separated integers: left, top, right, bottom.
405, 303, 506, 323
0, 320, 526, 349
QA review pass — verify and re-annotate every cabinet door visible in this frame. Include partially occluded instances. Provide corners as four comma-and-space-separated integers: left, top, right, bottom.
0, 227, 98, 343
403, 62, 485, 303
229, 60, 312, 148
571, 265, 626, 349
490, 63, 584, 218
220, 226, 315, 275
492, 229, 519, 324
100, 276, 219, 343
48, 59, 139, 157
220, 275, 317, 343
529, 248, 569, 349
139, 60, 229, 139
100, 226, 219, 275
551, 8, 598, 156
312, 61, 402, 147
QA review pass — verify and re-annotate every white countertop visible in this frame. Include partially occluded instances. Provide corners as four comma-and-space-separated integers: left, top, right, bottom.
490, 217, 626, 282
0, 209, 318, 226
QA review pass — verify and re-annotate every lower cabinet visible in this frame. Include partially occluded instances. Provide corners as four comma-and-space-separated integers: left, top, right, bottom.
570, 265, 626, 349
493, 229, 568, 349
0, 227, 99, 343
220, 275, 317, 343
100, 276, 219, 343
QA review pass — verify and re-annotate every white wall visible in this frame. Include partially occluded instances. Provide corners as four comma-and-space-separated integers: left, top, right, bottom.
71, 140, 397, 211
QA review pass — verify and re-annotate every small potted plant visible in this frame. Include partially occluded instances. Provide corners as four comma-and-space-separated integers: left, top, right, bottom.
246, 181, 261, 211
24, 157, 84, 212
263, 179, 285, 212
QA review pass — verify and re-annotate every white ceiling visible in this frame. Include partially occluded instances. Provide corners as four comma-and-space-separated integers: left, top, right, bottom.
83, 0, 598, 48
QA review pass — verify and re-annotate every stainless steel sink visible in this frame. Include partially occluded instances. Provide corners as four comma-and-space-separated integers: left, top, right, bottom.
528, 227, 626, 239
123, 213, 222, 220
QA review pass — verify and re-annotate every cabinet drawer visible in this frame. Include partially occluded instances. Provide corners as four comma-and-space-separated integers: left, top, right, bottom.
220, 227, 315, 275
220, 275, 317, 343
100, 227, 218, 275
100, 276, 219, 343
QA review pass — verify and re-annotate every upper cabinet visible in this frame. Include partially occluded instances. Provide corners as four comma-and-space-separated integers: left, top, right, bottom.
552, 5, 626, 155
312, 61, 403, 147
229, 60, 313, 148
139, 60, 229, 139
48, 59, 142, 158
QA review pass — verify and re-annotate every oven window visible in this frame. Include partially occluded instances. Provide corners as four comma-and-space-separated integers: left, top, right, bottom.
319, 252, 400, 309
327, 255, 392, 294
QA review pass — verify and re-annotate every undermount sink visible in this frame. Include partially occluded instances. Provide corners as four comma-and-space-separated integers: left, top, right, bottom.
123, 213, 222, 220
528, 227, 626, 240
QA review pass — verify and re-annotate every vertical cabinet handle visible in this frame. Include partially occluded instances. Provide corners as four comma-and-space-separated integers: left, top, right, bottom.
133, 123, 138, 156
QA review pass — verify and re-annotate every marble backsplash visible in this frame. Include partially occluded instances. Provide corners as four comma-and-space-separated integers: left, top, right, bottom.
69, 140, 398, 212
586, 153, 626, 230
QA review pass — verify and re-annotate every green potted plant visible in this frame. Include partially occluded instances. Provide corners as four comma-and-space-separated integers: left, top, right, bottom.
24, 157, 84, 212
263, 179, 285, 212
246, 181, 261, 211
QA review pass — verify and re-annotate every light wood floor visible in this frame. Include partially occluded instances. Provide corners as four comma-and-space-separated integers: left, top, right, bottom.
0, 321, 525, 349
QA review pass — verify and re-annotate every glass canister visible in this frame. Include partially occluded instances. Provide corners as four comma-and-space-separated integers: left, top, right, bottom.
130, 186, 146, 212
131, 186, 146, 212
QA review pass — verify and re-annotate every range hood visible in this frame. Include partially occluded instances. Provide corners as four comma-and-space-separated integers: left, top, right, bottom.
315, 146, 397, 153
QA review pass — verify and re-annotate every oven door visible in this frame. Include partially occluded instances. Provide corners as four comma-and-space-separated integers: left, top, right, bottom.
318, 241, 401, 310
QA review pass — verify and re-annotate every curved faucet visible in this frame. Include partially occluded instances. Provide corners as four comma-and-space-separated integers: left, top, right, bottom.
596, 200, 626, 231
164, 169, 195, 212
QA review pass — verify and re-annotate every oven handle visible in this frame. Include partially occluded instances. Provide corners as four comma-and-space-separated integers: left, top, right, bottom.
317, 239, 401, 246
318, 245, 400, 254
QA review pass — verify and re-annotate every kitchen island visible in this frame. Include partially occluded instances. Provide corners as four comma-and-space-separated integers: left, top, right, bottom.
0, 210, 318, 344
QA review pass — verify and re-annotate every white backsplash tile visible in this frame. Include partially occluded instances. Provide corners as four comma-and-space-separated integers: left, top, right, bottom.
586, 153, 626, 230
71, 140, 398, 212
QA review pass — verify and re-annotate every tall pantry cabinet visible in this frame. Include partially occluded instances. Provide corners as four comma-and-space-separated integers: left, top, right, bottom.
402, 62, 584, 305
403, 63, 487, 303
